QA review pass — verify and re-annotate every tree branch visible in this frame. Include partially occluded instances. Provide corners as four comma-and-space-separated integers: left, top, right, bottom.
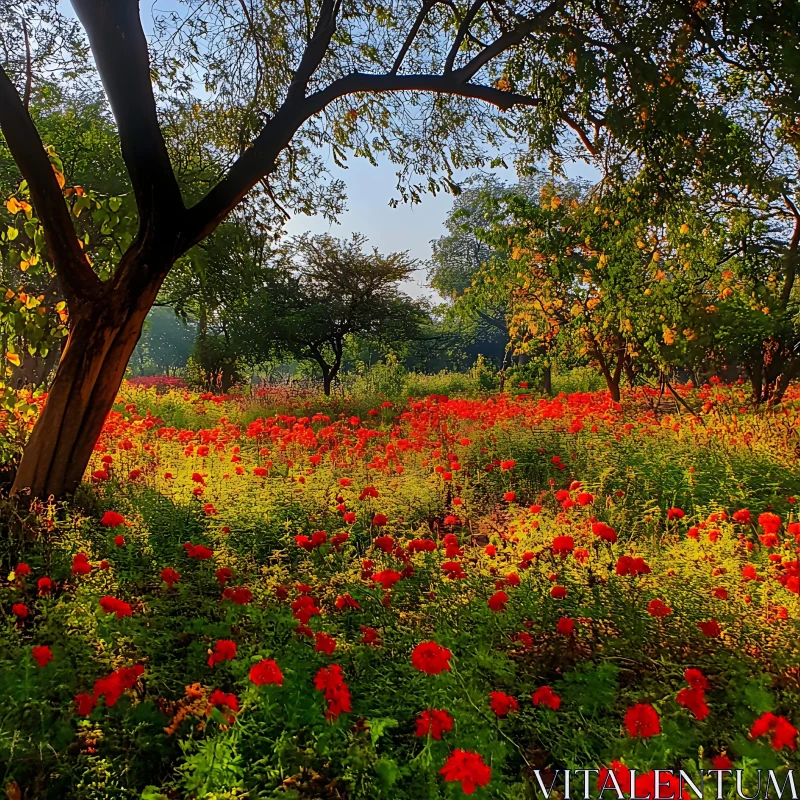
453, 0, 565, 83
392, 0, 436, 75
285, 0, 342, 103
444, 0, 485, 73
780, 193, 800, 307
22, 18, 32, 110
0, 64, 101, 307
183, 72, 541, 248
71, 0, 184, 238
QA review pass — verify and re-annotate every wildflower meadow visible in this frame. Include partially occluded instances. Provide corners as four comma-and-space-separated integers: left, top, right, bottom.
1, 379, 798, 798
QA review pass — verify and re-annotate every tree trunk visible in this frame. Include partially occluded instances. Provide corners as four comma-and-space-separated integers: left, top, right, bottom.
11, 292, 154, 498
322, 372, 332, 396
594, 349, 621, 403
769, 358, 800, 406
541, 363, 552, 396
749, 357, 764, 405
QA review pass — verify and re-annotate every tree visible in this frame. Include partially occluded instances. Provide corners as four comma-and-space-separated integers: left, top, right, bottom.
2, 0, 798, 495
234, 233, 428, 395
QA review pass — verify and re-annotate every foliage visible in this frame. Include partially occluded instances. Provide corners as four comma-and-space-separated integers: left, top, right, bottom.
230, 233, 430, 394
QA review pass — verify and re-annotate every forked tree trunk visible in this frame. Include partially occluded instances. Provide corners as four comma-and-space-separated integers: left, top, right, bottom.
11, 288, 157, 498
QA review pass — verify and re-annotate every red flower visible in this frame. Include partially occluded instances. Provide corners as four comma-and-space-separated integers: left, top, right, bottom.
592, 522, 617, 543
711, 755, 732, 770
372, 569, 401, 590
215, 567, 232, 585
207, 689, 238, 723
15, 562, 31, 577
415, 708, 454, 739
99, 596, 133, 619
750, 712, 798, 751
314, 664, 351, 719
208, 639, 237, 667
343, 511, 356, 524
597, 762, 632, 795
532, 686, 561, 710
758, 512, 781, 535
490, 691, 519, 716
552, 535, 574, 555
31, 645, 53, 668
556, 617, 575, 635
100, 511, 126, 527
676, 687, 709, 720
647, 597, 672, 617
667, 507, 685, 520
75, 693, 97, 716
550, 585, 567, 599
37, 577, 53, 595
615, 555, 651, 576
442, 561, 466, 579
374, 535, 394, 553
697, 619, 721, 638
488, 590, 508, 612
625, 703, 661, 738
732, 509, 752, 525
372, 513, 388, 526
222, 586, 252, 605
72, 553, 92, 576
11, 603, 28, 619
114, 535, 126, 547
360, 625, 381, 645
92, 664, 144, 707
684, 668, 708, 689
335, 593, 360, 611
249, 658, 283, 686
314, 631, 337, 655
439, 749, 491, 795
503, 491, 516, 502
186, 543, 214, 560
411, 641, 452, 675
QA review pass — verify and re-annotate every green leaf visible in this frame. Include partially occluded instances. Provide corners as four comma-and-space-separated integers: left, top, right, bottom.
367, 717, 399, 746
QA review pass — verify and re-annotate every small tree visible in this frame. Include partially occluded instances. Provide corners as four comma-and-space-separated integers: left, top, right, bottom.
234, 234, 428, 395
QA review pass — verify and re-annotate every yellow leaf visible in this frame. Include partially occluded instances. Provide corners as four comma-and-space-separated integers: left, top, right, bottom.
6, 353, 21, 367
663, 327, 676, 345
680, 223, 689, 234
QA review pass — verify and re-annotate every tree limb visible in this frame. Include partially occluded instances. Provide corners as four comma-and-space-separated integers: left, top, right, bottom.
286, 0, 342, 102
444, 0, 485, 73
392, 0, 436, 74
22, 18, 32, 110
183, 72, 541, 248
0, 64, 101, 307
780, 193, 800, 307
71, 0, 184, 237
453, 0, 565, 83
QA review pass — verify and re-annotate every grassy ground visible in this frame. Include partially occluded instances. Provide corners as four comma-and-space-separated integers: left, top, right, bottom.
0, 381, 798, 799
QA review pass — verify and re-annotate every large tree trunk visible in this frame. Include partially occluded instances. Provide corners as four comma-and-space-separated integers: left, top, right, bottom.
11, 291, 154, 498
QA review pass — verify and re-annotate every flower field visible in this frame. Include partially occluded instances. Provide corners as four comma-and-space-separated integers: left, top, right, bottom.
1, 382, 799, 799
